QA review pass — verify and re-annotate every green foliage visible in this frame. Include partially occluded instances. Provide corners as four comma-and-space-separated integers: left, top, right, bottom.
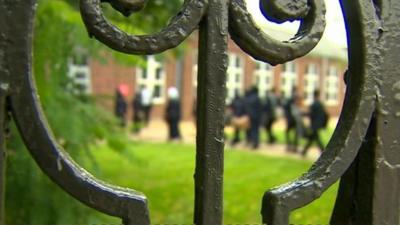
99, 0, 187, 60
31, 0, 129, 155
3, 0, 160, 224
5, 0, 187, 224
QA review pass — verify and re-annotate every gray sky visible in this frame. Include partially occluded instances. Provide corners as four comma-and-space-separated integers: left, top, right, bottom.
244, 0, 347, 47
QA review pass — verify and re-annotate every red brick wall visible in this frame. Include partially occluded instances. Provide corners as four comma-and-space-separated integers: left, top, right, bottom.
90, 56, 136, 120
89, 34, 347, 121
181, 38, 197, 120
297, 58, 306, 102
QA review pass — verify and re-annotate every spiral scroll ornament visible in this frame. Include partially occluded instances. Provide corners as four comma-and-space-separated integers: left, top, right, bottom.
101, 0, 148, 16
80, 0, 326, 65
80, 0, 208, 54
229, 0, 326, 65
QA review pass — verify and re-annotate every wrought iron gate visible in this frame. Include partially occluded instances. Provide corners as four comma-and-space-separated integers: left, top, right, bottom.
0, 0, 399, 224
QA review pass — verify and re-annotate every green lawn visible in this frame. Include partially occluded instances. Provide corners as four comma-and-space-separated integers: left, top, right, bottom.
226, 126, 335, 148
79, 141, 338, 225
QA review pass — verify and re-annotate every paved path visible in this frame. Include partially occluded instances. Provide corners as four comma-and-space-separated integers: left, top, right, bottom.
130, 120, 324, 160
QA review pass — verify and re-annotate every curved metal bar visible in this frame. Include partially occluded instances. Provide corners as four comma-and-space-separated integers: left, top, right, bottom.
261, 0, 381, 224
259, 0, 309, 24
228, 0, 326, 65
6, 2, 150, 225
80, 0, 208, 55
262, 85, 375, 224
101, 0, 148, 17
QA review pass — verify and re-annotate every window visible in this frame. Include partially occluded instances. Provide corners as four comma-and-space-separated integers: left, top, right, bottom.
281, 61, 297, 98
304, 63, 320, 105
306, 63, 318, 75
75, 72, 87, 79
192, 52, 199, 96
324, 65, 340, 106
136, 56, 166, 104
329, 66, 338, 77
193, 53, 245, 102
254, 60, 273, 98
235, 73, 240, 83
76, 83, 87, 92
153, 85, 162, 98
72, 54, 88, 66
235, 56, 242, 67
67, 55, 92, 95
226, 53, 244, 103
283, 61, 296, 73
141, 69, 148, 79
155, 67, 163, 80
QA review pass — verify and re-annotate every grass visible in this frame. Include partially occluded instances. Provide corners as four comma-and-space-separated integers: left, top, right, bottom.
225, 126, 335, 149
79, 141, 338, 225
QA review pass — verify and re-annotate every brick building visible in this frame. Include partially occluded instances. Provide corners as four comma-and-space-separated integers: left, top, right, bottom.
68, 31, 347, 121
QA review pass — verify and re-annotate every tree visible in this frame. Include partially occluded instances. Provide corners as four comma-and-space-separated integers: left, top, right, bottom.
5, 0, 183, 224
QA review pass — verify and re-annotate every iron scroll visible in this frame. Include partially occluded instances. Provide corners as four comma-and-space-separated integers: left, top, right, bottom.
78, 1, 327, 225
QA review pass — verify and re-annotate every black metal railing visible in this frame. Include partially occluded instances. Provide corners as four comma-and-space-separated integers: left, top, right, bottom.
0, 0, 399, 224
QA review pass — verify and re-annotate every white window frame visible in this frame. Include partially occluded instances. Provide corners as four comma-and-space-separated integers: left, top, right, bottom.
324, 65, 339, 106
226, 53, 244, 103
304, 63, 319, 105
67, 58, 92, 95
254, 61, 273, 98
281, 61, 297, 98
136, 56, 166, 104
192, 52, 198, 95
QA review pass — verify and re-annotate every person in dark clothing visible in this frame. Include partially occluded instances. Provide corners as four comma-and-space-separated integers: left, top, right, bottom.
229, 93, 246, 145
283, 95, 295, 151
301, 90, 327, 156
165, 87, 181, 140
131, 91, 143, 134
140, 87, 153, 126
115, 89, 127, 127
244, 89, 252, 145
244, 87, 262, 149
283, 88, 303, 153
262, 89, 278, 144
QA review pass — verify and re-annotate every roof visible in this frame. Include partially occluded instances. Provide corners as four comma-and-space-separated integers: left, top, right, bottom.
258, 25, 348, 62
245, 0, 348, 63
309, 34, 348, 62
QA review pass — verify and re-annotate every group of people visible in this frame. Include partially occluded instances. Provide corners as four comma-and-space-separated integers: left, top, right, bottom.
228, 87, 329, 157
115, 85, 152, 130
114, 85, 182, 141
115, 84, 329, 156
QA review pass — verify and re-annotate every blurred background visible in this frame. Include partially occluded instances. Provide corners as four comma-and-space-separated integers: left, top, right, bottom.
5, 0, 347, 224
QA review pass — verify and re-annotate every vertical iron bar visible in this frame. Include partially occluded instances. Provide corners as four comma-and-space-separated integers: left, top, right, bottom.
331, 117, 377, 225
331, 1, 400, 224
0, 1, 7, 224
194, 0, 228, 224
0, 88, 6, 225
372, 33, 400, 225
